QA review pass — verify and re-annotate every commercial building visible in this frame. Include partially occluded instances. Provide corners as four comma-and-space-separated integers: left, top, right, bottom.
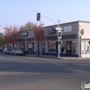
17, 20, 90, 57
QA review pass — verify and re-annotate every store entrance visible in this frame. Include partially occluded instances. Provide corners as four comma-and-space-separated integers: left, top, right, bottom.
56, 40, 76, 56
63, 41, 72, 55
28, 43, 34, 54
20, 43, 25, 51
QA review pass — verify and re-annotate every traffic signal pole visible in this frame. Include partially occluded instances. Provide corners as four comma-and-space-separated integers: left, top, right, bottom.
41, 16, 57, 25
57, 20, 62, 58
42, 17, 62, 58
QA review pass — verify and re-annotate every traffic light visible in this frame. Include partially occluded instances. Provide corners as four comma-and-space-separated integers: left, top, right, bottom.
37, 13, 40, 21
58, 31, 62, 38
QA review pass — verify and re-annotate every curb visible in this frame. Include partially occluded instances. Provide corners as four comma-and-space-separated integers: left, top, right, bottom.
25, 55, 58, 59
25, 55, 88, 60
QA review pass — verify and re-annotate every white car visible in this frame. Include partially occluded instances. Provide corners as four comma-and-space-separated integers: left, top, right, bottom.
10, 49, 17, 55
10, 49, 24, 55
16, 49, 24, 55
2, 48, 8, 54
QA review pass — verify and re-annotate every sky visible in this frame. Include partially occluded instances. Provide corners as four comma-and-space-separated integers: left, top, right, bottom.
0, 0, 90, 33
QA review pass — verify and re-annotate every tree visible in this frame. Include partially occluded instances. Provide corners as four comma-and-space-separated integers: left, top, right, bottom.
4, 26, 19, 48
33, 24, 45, 56
19, 22, 34, 31
0, 33, 4, 46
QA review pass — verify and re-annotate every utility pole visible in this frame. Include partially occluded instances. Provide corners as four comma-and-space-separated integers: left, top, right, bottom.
56, 19, 62, 58
58, 20, 60, 58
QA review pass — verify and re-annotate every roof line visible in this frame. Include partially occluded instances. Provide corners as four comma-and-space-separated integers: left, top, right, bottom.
44, 20, 90, 27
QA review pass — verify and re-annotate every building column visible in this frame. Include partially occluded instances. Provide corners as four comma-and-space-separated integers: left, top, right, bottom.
17, 40, 20, 49
39, 42, 42, 54
25, 39, 28, 51
76, 34, 81, 57
34, 41, 37, 53
45, 41, 48, 53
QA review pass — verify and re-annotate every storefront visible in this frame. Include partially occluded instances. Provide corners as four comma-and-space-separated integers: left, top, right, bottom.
19, 38, 25, 51
48, 41, 56, 52
81, 40, 90, 57
28, 43, 34, 54
41, 41, 45, 53
17, 21, 90, 57
61, 41, 76, 54
20, 43, 25, 51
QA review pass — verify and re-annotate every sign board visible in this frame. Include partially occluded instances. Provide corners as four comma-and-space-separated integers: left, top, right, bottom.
64, 26, 72, 32
48, 28, 56, 34
22, 32, 28, 37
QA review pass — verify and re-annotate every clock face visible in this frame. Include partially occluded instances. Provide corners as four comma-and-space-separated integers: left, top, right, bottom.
88, 41, 90, 44
81, 29, 85, 35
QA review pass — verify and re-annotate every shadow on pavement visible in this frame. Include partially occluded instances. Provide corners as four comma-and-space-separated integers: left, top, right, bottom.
0, 61, 89, 73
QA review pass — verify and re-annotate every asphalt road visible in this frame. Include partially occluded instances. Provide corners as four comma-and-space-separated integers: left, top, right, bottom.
0, 53, 90, 90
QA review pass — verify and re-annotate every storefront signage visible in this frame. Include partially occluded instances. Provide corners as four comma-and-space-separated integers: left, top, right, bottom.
64, 26, 72, 32
48, 28, 56, 34
22, 32, 28, 37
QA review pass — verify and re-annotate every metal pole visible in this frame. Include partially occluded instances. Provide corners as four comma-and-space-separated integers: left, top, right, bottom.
58, 20, 61, 58
41, 15, 62, 58
42, 16, 57, 25
89, 44, 90, 53
58, 38, 60, 58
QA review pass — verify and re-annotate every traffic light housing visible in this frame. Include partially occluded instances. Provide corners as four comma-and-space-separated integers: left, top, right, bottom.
58, 31, 62, 38
37, 13, 40, 21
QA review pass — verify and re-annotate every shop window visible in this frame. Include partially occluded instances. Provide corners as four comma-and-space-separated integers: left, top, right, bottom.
20, 43, 25, 51
62, 41, 76, 54
81, 41, 90, 54
48, 42, 56, 52
42, 42, 45, 53
28, 43, 34, 53
62, 42, 66, 54
19, 39, 25, 42
72, 42, 76, 54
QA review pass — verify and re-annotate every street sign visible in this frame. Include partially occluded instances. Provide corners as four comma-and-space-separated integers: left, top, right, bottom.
56, 27, 62, 31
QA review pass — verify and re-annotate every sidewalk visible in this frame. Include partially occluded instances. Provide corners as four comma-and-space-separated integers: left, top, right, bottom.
25, 54, 88, 60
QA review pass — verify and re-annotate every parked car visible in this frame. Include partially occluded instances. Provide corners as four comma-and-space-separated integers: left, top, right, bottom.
16, 49, 24, 55
10, 49, 17, 55
10, 49, 24, 55
6, 49, 13, 54
2, 48, 8, 54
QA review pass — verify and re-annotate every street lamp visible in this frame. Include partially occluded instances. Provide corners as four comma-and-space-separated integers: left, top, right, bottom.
56, 20, 62, 58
